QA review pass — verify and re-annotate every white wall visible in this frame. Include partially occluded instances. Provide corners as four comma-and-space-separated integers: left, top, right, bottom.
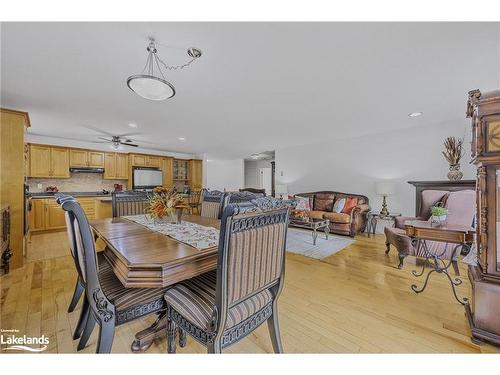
275, 120, 474, 217
204, 157, 245, 192
244, 159, 274, 189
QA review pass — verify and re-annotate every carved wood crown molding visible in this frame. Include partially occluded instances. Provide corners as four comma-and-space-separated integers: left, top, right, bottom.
467, 89, 482, 118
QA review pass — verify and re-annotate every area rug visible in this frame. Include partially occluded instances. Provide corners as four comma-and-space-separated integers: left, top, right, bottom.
286, 228, 354, 260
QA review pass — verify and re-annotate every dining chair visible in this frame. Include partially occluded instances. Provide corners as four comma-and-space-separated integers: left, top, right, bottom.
112, 191, 150, 217
164, 196, 293, 353
188, 189, 202, 215
58, 195, 171, 353
200, 189, 226, 219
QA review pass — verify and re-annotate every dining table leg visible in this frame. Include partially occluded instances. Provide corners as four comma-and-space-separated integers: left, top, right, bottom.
131, 309, 169, 352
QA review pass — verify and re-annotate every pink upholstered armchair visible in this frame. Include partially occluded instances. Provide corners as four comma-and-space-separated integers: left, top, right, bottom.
384, 189, 476, 269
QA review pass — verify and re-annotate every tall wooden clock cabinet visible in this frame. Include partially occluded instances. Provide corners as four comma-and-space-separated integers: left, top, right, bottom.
466, 89, 500, 346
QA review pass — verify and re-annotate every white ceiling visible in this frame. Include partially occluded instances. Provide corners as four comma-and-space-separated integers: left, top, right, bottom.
1, 22, 499, 158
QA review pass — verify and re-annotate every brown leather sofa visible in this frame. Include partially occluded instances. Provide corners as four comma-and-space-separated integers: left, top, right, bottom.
295, 191, 370, 237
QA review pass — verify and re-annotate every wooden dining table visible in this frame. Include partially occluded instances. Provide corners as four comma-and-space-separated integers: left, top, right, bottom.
89, 214, 220, 352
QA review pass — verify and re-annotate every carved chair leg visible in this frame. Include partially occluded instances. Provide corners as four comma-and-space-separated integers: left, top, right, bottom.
398, 253, 406, 269
267, 307, 284, 353
96, 320, 115, 354
73, 296, 89, 340
385, 243, 391, 255
167, 319, 177, 354
207, 339, 222, 354
68, 279, 84, 313
77, 313, 96, 351
178, 328, 187, 348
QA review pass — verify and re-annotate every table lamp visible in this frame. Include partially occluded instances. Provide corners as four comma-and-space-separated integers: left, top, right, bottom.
375, 181, 395, 216
275, 184, 288, 199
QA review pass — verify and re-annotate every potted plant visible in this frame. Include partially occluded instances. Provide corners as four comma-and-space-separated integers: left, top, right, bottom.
430, 206, 448, 226
146, 186, 186, 224
442, 136, 464, 181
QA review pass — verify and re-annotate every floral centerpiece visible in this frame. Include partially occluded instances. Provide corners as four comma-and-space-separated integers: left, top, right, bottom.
146, 186, 186, 224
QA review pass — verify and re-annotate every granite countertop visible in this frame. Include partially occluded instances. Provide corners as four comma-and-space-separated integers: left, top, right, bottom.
29, 191, 112, 199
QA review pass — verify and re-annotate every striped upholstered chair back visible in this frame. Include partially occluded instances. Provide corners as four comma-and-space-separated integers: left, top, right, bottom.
112, 191, 150, 217
200, 189, 225, 219
216, 197, 292, 310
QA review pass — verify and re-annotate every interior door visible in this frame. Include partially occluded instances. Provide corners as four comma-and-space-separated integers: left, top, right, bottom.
259, 167, 272, 195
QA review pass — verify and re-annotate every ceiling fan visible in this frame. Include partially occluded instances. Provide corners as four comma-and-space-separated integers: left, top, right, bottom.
94, 135, 139, 149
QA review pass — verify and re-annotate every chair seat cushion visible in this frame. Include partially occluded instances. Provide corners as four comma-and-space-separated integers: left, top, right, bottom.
98, 256, 166, 322
308, 210, 325, 220
323, 212, 351, 224
164, 270, 272, 330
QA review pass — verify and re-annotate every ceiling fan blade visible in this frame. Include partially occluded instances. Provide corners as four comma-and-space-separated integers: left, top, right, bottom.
116, 132, 143, 138
120, 142, 139, 147
80, 124, 116, 137
97, 137, 113, 142
91, 141, 111, 144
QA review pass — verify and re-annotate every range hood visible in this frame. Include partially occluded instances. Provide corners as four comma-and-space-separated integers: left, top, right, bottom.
69, 167, 105, 173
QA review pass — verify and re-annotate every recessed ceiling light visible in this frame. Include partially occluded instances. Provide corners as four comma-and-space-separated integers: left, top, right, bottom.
178, 137, 186, 141
128, 123, 138, 128
408, 112, 423, 118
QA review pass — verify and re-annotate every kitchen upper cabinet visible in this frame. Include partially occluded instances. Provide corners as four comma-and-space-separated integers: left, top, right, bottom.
131, 153, 161, 168
147, 156, 161, 168
188, 159, 203, 191
131, 154, 147, 167
70, 149, 104, 168
29, 145, 51, 177
50, 148, 70, 178
116, 153, 128, 179
88, 151, 104, 168
29, 144, 69, 178
104, 152, 129, 180
69, 149, 88, 167
161, 157, 174, 188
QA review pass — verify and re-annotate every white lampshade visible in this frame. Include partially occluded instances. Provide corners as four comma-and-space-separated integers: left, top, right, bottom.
275, 184, 288, 195
127, 74, 175, 101
375, 181, 395, 196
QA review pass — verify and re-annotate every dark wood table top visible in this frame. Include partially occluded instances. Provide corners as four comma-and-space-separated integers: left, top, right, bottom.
404, 220, 475, 244
90, 215, 220, 288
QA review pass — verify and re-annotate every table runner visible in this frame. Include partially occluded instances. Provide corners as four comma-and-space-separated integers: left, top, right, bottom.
123, 214, 219, 250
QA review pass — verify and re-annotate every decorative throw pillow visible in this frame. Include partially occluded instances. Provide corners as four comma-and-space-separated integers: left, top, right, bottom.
313, 193, 335, 211
333, 198, 346, 213
342, 197, 358, 214
294, 195, 311, 211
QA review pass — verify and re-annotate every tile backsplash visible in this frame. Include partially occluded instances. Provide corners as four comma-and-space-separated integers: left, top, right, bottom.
28, 173, 127, 193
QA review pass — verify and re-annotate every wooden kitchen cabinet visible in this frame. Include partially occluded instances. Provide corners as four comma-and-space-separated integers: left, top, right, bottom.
29, 145, 51, 177
131, 154, 147, 167
29, 144, 69, 178
131, 153, 161, 168
70, 149, 104, 168
44, 201, 66, 230
69, 149, 88, 167
104, 152, 128, 179
161, 157, 174, 188
88, 151, 104, 168
30, 199, 45, 231
188, 159, 203, 191
50, 148, 70, 178
76, 197, 96, 219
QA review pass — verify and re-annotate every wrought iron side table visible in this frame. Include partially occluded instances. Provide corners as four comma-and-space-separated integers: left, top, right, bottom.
366, 212, 401, 237
404, 220, 475, 306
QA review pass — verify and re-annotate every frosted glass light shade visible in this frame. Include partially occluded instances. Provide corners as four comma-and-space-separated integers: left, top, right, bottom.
375, 181, 395, 196
127, 74, 175, 101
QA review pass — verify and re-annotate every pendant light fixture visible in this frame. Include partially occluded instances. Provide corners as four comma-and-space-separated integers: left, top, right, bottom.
127, 39, 202, 101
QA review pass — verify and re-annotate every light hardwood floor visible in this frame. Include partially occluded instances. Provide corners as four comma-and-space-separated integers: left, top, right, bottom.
1, 230, 499, 354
